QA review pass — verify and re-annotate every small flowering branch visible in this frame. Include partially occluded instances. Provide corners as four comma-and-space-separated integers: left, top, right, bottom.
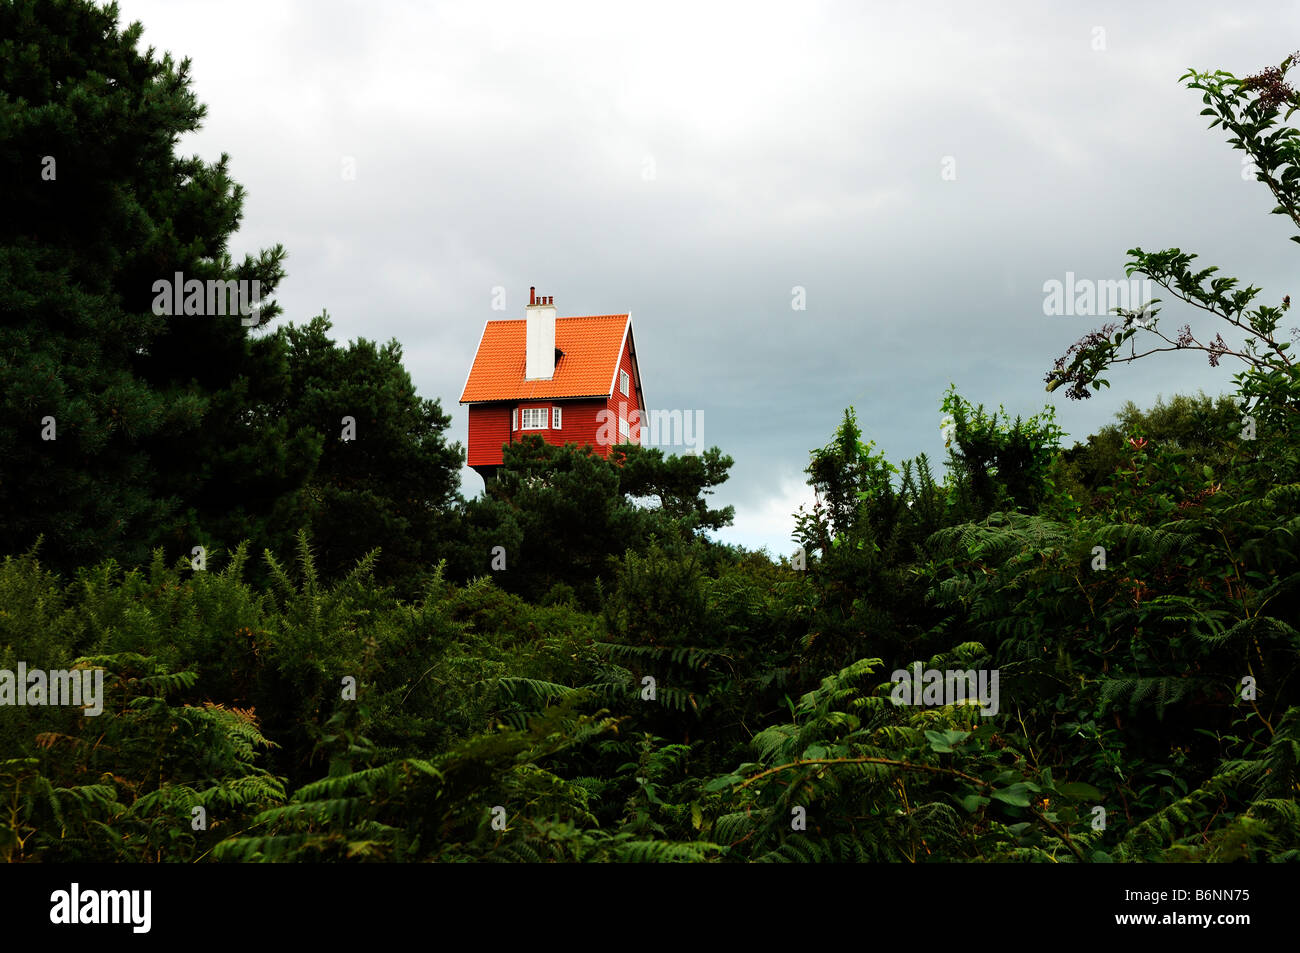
1047, 55, 1300, 417
1044, 250, 1295, 401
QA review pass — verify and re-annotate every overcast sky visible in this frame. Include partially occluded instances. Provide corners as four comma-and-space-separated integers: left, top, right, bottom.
113, 0, 1299, 556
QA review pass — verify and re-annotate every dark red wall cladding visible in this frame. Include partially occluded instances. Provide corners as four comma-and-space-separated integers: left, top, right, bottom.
466, 402, 511, 467
468, 398, 614, 466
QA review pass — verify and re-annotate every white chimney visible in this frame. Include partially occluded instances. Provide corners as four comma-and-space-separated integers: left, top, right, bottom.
525, 286, 556, 380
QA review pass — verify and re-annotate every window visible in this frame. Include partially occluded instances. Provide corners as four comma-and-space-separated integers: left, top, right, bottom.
522, 407, 548, 430
619, 370, 630, 396
551, 406, 562, 429
512, 408, 518, 431
618, 416, 629, 442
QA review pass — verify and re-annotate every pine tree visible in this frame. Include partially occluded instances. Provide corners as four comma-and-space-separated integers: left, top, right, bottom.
0, 0, 301, 571
277, 313, 464, 594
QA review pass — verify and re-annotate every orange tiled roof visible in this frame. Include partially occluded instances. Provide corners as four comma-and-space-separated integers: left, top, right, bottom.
460, 314, 631, 403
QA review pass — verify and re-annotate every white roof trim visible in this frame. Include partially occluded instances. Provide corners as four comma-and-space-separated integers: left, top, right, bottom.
626, 317, 645, 412
458, 319, 490, 404
607, 313, 632, 398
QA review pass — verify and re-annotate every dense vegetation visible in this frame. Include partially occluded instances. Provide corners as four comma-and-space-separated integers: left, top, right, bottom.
1, 2, 1297, 862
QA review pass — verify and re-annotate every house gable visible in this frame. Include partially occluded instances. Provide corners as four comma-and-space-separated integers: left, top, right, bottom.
605, 323, 644, 446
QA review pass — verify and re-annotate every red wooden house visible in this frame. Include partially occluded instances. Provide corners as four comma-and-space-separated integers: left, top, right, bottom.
460, 287, 645, 483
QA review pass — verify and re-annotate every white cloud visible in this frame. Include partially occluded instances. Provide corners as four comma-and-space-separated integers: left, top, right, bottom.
713, 475, 815, 556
